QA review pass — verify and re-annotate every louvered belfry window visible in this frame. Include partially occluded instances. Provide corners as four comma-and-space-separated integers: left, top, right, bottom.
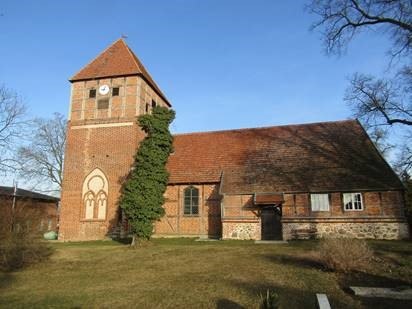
97, 99, 109, 110
112, 87, 120, 96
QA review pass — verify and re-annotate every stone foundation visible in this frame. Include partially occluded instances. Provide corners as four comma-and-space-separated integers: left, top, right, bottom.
222, 220, 261, 240
283, 219, 410, 240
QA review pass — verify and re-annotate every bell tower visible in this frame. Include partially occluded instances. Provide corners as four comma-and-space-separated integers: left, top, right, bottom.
59, 39, 171, 241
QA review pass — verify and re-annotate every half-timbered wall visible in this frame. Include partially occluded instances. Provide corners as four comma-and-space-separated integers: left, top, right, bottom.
154, 183, 222, 238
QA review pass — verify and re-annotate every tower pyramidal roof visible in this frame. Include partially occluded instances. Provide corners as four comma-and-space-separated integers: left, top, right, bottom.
70, 38, 170, 106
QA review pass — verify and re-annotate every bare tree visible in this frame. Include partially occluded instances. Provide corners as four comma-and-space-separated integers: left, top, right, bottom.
0, 85, 26, 173
308, 0, 412, 173
395, 131, 412, 173
345, 72, 411, 127
307, 0, 411, 57
17, 113, 66, 193
365, 126, 395, 156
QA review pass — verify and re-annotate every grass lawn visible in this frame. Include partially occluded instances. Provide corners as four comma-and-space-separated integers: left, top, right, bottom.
0, 238, 411, 308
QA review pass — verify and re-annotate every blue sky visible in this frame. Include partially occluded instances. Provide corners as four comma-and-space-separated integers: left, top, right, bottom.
0, 0, 392, 135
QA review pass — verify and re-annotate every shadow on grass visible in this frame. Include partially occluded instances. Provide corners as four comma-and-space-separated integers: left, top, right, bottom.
111, 237, 133, 245
368, 240, 412, 257
216, 299, 245, 309
355, 295, 412, 309
262, 253, 326, 271
338, 271, 412, 308
340, 271, 411, 289
0, 272, 14, 290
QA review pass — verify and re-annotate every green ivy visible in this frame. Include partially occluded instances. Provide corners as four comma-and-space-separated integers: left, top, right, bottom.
119, 106, 175, 243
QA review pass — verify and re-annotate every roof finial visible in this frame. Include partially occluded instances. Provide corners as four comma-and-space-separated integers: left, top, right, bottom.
121, 34, 128, 39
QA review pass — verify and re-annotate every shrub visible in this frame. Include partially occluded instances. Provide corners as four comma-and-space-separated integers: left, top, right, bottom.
0, 230, 52, 272
259, 289, 280, 309
318, 238, 373, 273
119, 106, 175, 245
0, 199, 53, 271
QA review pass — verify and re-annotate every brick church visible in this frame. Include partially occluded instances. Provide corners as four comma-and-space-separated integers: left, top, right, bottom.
58, 39, 409, 241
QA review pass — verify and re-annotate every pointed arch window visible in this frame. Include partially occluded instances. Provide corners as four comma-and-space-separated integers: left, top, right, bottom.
82, 168, 108, 220
183, 186, 199, 215
84, 192, 95, 219
96, 191, 108, 219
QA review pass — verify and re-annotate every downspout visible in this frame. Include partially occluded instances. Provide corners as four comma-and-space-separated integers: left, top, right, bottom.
11, 181, 17, 232
218, 171, 225, 219
218, 171, 225, 239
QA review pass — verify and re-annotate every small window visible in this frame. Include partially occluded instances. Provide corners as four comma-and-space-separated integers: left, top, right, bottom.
152, 100, 156, 108
97, 99, 109, 110
183, 186, 199, 215
112, 87, 119, 96
310, 194, 330, 211
343, 193, 363, 211
145, 103, 149, 113
89, 89, 96, 98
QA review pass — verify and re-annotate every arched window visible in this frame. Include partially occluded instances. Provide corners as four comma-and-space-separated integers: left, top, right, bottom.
82, 168, 108, 220
183, 186, 199, 215
84, 192, 95, 219
96, 191, 107, 220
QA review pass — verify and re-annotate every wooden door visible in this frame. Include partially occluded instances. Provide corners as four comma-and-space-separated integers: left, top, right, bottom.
261, 207, 282, 240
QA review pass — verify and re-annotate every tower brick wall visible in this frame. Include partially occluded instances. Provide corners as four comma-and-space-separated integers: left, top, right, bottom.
59, 72, 168, 240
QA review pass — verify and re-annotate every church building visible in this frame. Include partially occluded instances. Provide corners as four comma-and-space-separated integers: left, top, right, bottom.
58, 39, 409, 241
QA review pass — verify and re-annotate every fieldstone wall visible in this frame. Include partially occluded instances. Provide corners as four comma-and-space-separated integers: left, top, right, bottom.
283, 221, 410, 240
222, 221, 261, 240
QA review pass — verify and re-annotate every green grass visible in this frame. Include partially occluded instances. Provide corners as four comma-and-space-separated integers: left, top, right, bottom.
0, 238, 411, 308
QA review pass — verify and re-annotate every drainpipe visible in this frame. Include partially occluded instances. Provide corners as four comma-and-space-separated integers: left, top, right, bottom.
11, 181, 17, 232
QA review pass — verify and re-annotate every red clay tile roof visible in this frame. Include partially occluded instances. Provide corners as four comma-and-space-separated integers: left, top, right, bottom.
70, 39, 171, 106
167, 120, 403, 194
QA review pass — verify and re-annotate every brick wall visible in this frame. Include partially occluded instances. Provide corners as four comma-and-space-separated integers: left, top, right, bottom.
221, 194, 261, 240
282, 191, 404, 218
0, 196, 58, 234
281, 190, 408, 240
59, 121, 144, 240
219, 190, 408, 240
69, 76, 168, 122
60, 75, 170, 241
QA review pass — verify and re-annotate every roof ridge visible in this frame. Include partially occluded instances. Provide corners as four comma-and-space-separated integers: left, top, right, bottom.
172, 119, 357, 137
70, 38, 128, 81
124, 42, 170, 105
122, 39, 143, 72
70, 38, 171, 106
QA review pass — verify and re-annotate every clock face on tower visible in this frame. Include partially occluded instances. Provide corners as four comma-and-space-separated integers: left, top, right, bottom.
99, 84, 110, 95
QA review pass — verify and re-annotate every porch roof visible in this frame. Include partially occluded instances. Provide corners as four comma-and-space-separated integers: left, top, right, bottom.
254, 193, 284, 205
